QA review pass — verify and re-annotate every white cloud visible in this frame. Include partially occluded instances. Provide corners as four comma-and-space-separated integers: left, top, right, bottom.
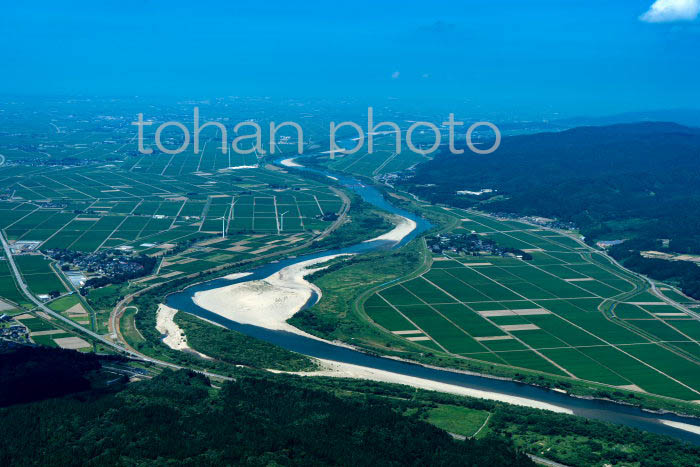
640, 0, 700, 23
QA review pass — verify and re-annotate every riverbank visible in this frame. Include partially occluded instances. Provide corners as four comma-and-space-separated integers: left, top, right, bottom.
155, 304, 210, 359
288, 358, 575, 414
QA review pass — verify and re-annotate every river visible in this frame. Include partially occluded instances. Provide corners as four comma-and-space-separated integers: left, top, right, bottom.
166, 156, 700, 444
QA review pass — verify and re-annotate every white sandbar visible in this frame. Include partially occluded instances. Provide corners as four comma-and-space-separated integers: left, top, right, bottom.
280, 158, 302, 167
660, 420, 700, 435
364, 215, 417, 244
223, 272, 253, 280
156, 304, 210, 359
295, 359, 575, 414
192, 255, 350, 336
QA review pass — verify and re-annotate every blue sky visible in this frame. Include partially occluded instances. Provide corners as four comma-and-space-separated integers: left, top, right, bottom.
1, 0, 699, 116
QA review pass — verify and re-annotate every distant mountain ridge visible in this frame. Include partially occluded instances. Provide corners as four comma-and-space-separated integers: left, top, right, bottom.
490, 110, 700, 137
556, 109, 700, 129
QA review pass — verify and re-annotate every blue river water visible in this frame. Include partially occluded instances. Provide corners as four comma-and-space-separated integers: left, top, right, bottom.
166, 157, 700, 445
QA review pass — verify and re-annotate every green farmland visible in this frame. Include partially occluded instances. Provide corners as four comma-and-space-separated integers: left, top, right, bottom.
0, 164, 344, 255
365, 209, 700, 401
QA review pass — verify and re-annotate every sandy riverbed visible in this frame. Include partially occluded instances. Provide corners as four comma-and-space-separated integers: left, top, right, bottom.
192, 255, 350, 336
364, 214, 417, 244
283, 359, 574, 414
156, 304, 210, 359
223, 272, 253, 280
280, 158, 302, 167
660, 420, 700, 435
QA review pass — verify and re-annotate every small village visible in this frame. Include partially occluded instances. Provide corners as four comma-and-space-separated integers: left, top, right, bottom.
426, 232, 532, 260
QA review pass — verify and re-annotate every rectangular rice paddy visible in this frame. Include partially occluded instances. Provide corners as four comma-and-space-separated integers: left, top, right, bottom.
579, 346, 699, 400
497, 350, 568, 376
614, 303, 651, 319
15, 256, 66, 295
621, 344, 700, 393
626, 319, 692, 342
0, 259, 28, 306
396, 304, 486, 354
479, 338, 528, 352
667, 320, 700, 340
364, 304, 416, 332
432, 303, 506, 337
539, 348, 630, 386
509, 330, 569, 349
401, 277, 457, 304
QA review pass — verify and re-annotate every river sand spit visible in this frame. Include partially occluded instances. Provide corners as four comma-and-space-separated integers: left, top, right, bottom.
192, 255, 351, 336
660, 420, 700, 436
156, 304, 210, 359
222, 272, 253, 280
364, 214, 417, 244
280, 158, 303, 167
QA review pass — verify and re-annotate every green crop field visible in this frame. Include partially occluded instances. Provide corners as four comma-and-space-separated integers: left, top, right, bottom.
365, 208, 700, 401
0, 254, 29, 307
0, 131, 348, 315
15, 255, 67, 296
1, 155, 345, 256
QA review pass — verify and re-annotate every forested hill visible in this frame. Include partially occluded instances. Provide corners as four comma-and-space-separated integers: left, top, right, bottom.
404, 122, 700, 298
408, 122, 700, 220
0, 347, 534, 466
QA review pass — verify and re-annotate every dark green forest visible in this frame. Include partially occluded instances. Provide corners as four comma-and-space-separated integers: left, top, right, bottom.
405, 122, 700, 298
3, 347, 700, 466
0, 348, 534, 466
0, 347, 102, 406
609, 239, 700, 298
174, 311, 317, 371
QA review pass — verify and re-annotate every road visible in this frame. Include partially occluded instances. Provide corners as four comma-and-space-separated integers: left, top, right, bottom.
1, 231, 134, 353
1, 231, 232, 381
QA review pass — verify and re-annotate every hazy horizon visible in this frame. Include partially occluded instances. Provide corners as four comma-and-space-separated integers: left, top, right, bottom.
2, 0, 700, 117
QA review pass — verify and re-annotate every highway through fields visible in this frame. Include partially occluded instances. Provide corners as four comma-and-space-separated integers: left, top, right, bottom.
1, 230, 234, 381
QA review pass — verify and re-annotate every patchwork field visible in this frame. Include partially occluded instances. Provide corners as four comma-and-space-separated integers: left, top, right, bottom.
365, 208, 700, 400
321, 132, 432, 176
0, 128, 350, 341
0, 161, 343, 255
1, 141, 346, 298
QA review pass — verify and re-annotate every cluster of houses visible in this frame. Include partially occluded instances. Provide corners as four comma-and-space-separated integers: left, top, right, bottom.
0, 314, 29, 344
427, 232, 532, 260
46, 249, 149, 278
428, 233, 497, 256
44, 248, 155, 294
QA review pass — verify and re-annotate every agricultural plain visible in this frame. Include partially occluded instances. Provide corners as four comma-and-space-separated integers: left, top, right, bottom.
365, 209, 700, 400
